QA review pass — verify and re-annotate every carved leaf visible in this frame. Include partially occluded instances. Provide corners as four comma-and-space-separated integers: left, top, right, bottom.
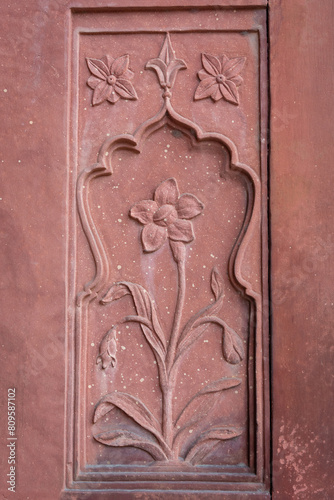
175, 377, 241, 428
210, 267, 223, 301
101, 282, 166, 356
185, 427, 242, 465
94, 427, 168, 461
176, 276, 224, 359
222, 325, 245, 364
93, 391, 163, 443
145, 58, 167, 87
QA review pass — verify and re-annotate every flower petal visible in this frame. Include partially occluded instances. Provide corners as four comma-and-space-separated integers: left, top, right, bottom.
92, 81, 112, 105
142, 223, 167, 252
176, 194, 204, 219
86, 57, 109, 79
219, 81, 239, 105
87, 75, 104, 89
201, 53, 221, 76
129, 200, 158, 224
211, 86, 223, 101
229, 74, 243, 86
154, 178, 179, 206
100, 54, 114, 72
111, 54, 130, 77
168, 219, 194, 243
123, 69, 134, 81
115, 78, 138, 100
107, 91, 120, 104
198, 69, 210, 81
222, 56, 246, 79
194, 78, 217, 101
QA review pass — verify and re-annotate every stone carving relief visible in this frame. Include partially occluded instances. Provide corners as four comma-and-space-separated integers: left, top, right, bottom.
68, 6, 269, 494
93, 177, 244, 463
86, 54, 137, 106
194, 53, 246, 105
77, 33, 259, 467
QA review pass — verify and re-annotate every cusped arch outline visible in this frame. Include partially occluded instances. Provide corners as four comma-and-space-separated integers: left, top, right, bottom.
76, 97, 261, 313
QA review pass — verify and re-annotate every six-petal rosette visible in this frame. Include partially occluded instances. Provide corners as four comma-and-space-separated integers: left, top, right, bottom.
130, 178, 204, 252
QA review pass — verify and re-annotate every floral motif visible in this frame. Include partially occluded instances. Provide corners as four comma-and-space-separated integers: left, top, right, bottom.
129, 178, 204, 253
194, 53, 246, 105
94, 177, 245, 464
86, 54, 137, 106
96, 327, 117, 369
146, 33, 187, 97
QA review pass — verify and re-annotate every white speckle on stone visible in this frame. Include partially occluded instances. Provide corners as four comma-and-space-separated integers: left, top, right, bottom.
117, 265, 122, 270
140, 378, 144, 382
3, 89, 7, 92
91, 342, 95, 347
121, 346, 126, 350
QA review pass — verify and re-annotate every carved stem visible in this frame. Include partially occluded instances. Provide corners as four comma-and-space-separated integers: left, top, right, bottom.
166, 252, 186, 372
161, 244, 187, 453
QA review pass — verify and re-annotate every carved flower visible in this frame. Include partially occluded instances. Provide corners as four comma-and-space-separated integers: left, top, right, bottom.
97, 328, 117, 369
130, 178, 204, 253
86, 55, 138, 106
194, 53, 245, 105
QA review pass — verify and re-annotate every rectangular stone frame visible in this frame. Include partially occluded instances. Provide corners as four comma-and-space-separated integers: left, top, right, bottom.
63, 1, 270, 497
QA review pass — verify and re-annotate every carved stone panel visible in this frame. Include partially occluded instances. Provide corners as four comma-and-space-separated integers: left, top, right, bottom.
65, 5, 269, 497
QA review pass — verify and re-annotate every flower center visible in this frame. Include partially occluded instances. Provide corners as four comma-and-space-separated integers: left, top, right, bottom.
107, 74, 117, 86
216, 74, 226, 84
153, 204, 178, 227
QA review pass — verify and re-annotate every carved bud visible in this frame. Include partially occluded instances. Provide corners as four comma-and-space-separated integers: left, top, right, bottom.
97, 327, 117, 369
222, 325, 244, 365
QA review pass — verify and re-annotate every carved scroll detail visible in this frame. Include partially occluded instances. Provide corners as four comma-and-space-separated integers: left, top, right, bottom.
194, 53, 246, 105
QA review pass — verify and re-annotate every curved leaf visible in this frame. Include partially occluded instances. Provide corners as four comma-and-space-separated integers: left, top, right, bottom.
210, 267, 223, 301
146, 58, 167, 86
94, 427, 168, 461
185, 426, 242, 465
176, 273, 224, 360
166, 58, 187, 88
223, 325, 245, 364
175, 377, 241, 427
93, 391, 163, 443
101, 281, 167, 356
